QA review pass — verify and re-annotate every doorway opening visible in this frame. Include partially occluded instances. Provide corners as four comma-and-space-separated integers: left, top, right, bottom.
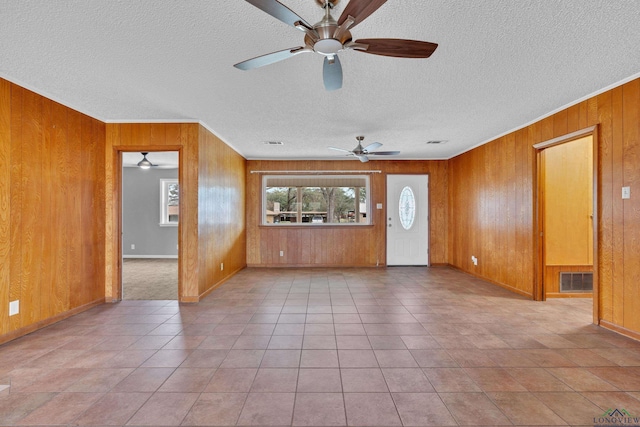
121, 151, 179, 300
534, 126, 598, 322
386, 174, 429, 266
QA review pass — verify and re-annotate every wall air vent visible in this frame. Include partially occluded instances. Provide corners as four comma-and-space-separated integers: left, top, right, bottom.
263, 141, 284, 145
560, 272, 593, 292
426, 140, 447, 144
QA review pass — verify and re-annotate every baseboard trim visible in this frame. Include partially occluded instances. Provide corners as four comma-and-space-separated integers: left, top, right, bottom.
546, 292, 593, 299
0, 298, 105, 346
178, 266, 247, 303
600, 320, 640, 342
447, 264, 533, 298
123, 255, 178, 259
198, 266, 245, 300
246, 264, 385, 268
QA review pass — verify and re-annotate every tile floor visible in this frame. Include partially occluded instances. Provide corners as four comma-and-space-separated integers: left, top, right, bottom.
1, 267, 640, 426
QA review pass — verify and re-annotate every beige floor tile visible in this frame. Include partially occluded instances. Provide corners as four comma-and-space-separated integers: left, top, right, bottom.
382, 368, 434, 392
292, 393, 346, 426
393, 392, 457, 426
341, 368, 388, 392
237, 392, 295, 426
440, 392, 512, 425
126, 392, 198, 426
2, 267, 638, 427
487, 391, 568, 425
204, 368, 257, 393
250, 368, 298, 392
182, 392, 247, 426
344, 393, 401, 426
297, 368, 342, 392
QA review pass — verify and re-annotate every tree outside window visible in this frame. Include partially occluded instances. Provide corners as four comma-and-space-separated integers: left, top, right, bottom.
160, 179, 179, 226
263, 175, 369, 225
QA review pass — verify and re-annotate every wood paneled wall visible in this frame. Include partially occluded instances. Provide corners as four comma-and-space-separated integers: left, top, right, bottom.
448, 78, 640, 336
197, 125, 246, 297
105, 123, 246, 302
1, 78, 106, 341
246, 160, 448, 267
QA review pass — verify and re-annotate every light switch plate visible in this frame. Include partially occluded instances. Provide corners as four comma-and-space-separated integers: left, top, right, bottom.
622, 186, 631, 199
376, 203, 383, 209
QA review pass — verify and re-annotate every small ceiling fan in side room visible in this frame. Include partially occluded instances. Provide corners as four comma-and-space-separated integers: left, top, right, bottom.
329, 136, 400, 162
234, 0, 438, 91
136, 152, 176, 169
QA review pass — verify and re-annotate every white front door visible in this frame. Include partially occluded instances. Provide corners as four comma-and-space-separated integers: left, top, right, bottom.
386, 174, 429, 266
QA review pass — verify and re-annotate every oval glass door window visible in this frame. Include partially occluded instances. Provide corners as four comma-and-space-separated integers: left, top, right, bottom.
399, 186, 416, 230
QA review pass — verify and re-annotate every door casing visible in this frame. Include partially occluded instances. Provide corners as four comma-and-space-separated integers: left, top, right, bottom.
533, 126, 598, 324
386, 174, 430, 266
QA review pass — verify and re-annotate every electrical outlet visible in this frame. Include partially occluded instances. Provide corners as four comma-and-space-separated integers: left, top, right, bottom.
280, 251, 284, 257
622, 186, 631, 199
131, 244, 135, 250
9, 300, 19, 316
220, 263, 224, 271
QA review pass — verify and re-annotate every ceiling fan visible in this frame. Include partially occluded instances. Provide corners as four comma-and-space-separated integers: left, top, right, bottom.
234, 0, 438, 91
329, 136, 399, 162
135, 152, 176, 169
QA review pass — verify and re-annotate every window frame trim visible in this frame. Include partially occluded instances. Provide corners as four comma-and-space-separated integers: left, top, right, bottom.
261, 174, 371, 226
159, 178, 179, 227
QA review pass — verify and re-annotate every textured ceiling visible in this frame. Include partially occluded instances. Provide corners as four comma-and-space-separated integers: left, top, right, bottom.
1, 1, 639, 161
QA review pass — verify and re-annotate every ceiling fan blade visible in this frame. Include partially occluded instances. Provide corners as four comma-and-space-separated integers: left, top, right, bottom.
362, 142, 382, 152
244, 0, 312, 29
338, 0, 387, 29
356, 155, 370, 163
323, 55, 343, 91
234, 47, 308, 70
367, 150, 400, 155
328, 146, 352, 153
353, 38, 438, 58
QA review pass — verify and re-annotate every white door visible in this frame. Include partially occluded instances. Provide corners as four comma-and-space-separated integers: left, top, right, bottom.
386, 174, 429, 266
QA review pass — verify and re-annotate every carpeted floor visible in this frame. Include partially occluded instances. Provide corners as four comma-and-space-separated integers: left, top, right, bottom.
122, 258, 178, 300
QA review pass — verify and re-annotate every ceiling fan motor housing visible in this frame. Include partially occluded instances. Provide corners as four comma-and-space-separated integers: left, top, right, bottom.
306, 6, 352, 57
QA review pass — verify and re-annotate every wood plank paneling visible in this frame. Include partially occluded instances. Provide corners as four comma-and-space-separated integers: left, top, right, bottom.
246, 160, 447, 267
622, 79, 640, 332
9, 84, 23, 333
105, 123, 246, 302
611, 86, 624, 326
105, 123, 193, 301
20, 88, 43, 327
598, 90, 615, 322
448, 78, 640, 338
41, 98, 54, 320
197, 125, 246, 297
51, 101, 70, 315
1, 79, 105, 342
0, 79, 10, 335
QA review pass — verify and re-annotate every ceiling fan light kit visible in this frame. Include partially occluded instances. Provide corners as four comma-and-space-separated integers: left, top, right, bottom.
234, 0, 438, 91
137, 152, 153, 169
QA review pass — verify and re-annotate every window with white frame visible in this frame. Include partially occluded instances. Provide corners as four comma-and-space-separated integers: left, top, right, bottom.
160, 179, 179, 226
262, 175, 370, 225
